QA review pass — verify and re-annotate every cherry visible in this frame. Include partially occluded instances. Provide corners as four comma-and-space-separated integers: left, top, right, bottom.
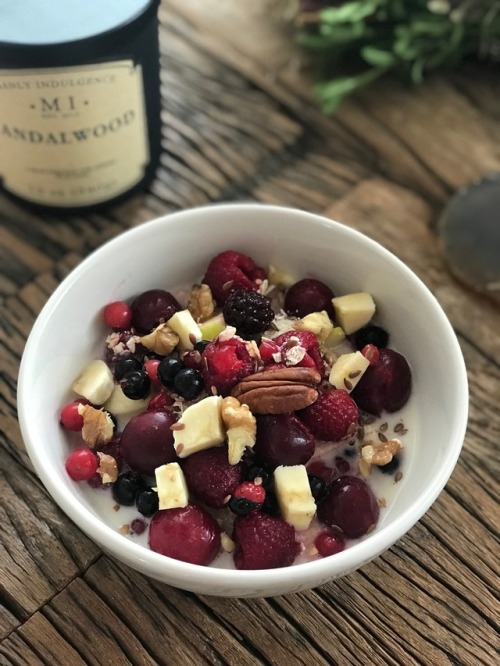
130, 289, 180, 333
317, 476, 379, 539
103, 300, 132, 330
352, 348, 412, 415
60, 400, 86, 431
315, 530, 346, 557
149, 504, 221, 565
284, 278, 335, 318
120, 410, 178, 476
65, 448, 98, 481
254, 413, 315, 469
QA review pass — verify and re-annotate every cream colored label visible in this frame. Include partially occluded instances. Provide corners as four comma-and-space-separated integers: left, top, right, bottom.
0, 61, 149, 207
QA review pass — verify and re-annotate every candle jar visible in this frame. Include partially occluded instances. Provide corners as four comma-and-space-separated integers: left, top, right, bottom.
0, 0, 161, 212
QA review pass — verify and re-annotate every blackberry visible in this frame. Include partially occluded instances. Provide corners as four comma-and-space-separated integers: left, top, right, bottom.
222, 289, 274, 335
354, 324, 389, 350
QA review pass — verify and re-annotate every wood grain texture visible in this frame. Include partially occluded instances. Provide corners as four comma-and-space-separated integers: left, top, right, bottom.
0, 1, 499, 664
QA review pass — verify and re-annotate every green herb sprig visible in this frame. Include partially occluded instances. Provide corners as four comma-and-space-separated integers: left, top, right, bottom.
290, 0, 500, 113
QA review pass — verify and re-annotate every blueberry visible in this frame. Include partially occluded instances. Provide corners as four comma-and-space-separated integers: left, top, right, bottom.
173, 368, 203, 400
121, 369, 151, 400
228, 496, 259, 516
261, 491, 280, 516
114, 356, 142, 380
157, 357, 184, 388
194, 340, 210, 353
354, 324, 389, 350
112, 471, 145, 506
377, 456, 400, 475
308, 475, 327, 503
136, 487, 159, 517
244, 465, 272, 488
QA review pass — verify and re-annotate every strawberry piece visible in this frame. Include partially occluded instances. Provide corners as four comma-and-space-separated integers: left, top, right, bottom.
149, 504, 221, 565
203, 250, 267, 305
233, 512, 300, 570
271, 330, 325, 376
298, 389, 359, 442
182, 445, 244, 508
352, 347, 411, 415
201, 336, 256, 396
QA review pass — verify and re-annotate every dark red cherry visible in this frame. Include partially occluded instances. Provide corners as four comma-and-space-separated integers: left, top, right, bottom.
120, 410, 178, 476
130, 289, 181, 333
284, 278, 335, 318
254, 413, 315, 469
317, 476, 379, 539
351, 347, 412, 415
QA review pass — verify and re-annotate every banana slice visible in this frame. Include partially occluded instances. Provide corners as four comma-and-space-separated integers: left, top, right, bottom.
329, 351, 370, 393
173, 395, 225, 458
155, 463, 189, 510
331, 292, 376, 335
103, 384, 150, 418
274, 465, 316, 531
166, 309, 202, 350
71, 359, 114, 405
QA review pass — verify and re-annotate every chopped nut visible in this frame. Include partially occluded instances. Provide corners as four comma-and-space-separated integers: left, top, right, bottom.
119, 524, 130, 535
188, 284, 215, 322
221, 532, 236, 553
361, 438, 403, 466
395, 471, 403, 483
139, 323, 179, 355
284, 345, 306, 366
96, 452, 118, 484
80, 405, 114, 448
221, 396, 257, 464
358, 457, 372, 478
378, 497, 387, 508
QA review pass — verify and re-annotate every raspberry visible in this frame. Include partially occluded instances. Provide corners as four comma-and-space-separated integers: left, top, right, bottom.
284, 278, 335, 318
203, 250, 267, 305
352, 348, 411, 415
182, 445, 244, 508
233, 512, 300, 569
222, 290, 274, 336
201, 336, 256, 396
149, 504, 221, 566
298, 389, 359, 442
271, 330, 325, 376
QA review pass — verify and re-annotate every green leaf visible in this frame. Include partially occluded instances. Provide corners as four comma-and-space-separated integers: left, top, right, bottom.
315, 66, 389, 114
361, 45, 398, 67
320, 0, 382, 25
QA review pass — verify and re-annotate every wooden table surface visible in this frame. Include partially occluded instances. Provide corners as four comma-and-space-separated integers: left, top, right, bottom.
0, 2, 499, 664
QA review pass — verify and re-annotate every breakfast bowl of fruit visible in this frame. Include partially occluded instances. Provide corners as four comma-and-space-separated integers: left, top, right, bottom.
17, 203, 468, 597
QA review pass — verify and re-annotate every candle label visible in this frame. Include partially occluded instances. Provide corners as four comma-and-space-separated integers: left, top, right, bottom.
0, 60, 149, 207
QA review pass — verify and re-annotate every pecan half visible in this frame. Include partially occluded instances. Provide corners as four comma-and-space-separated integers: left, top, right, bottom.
230, 367, 321, 414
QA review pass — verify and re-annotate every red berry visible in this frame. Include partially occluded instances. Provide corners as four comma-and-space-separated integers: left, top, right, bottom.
271, 330, 325, 376
201, 336, 256, 396
315, 530, 346, 557
259, 337, 280, 362
60, 400, 86, 431
317, 476, 379, 539
144, 359, 161, 384
147, 390, 174, 412
149, 504, 221, 565
361, 344, 380, 366
103, 300, 132, 329
120, 410, 178, 476
130, 518, 147, 535
65, 448, 98, 481
299, 390, 359, 442
233, 481, 266, 505
182, 349, 202, 370
352, 348, 412, 415
255, 413, 315, 468
233, 512, 300, 570
182, 445, 244, 508
203, 250, 267, 305
284, 278, 335, 318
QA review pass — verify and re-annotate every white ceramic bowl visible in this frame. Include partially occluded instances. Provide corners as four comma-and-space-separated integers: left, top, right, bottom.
18, 204, 468, 597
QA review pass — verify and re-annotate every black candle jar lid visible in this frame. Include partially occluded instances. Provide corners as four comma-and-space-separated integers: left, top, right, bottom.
0, 0, 160, 67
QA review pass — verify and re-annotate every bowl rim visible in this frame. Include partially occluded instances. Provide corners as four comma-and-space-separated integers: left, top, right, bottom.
18, 202, 469, 590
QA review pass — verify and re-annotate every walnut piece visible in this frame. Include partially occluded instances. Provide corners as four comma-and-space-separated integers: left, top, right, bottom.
221, 532, 236, 553
221, 396, 256, 464
79, 405, 114, 448
96, 452, 119, 483
139, 323, 179, 355
361, 437, 403, 466
188, 283, 215, 322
